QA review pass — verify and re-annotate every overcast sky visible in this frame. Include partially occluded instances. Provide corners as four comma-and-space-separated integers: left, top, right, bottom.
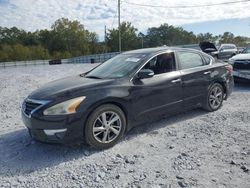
0, 0, 250, 40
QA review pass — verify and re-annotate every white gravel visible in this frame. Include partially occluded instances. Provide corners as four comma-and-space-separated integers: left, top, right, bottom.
0, 64, 250, 188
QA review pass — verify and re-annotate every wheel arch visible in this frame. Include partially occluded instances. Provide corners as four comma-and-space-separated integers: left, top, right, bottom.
203, 80, 225, 112
83, 98, 131, 132
210, 80, 227, 99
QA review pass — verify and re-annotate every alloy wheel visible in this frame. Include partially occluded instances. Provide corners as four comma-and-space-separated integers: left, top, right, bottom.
92, 111, 122, 144
209, 86, 223, 109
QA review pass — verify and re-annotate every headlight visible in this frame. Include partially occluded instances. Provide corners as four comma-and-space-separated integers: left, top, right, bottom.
43, 96, 86, 115
228, 58, 235, 65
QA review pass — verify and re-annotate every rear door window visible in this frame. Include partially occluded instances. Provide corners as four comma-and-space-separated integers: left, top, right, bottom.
177, 51, 204, 70
222, 45, 236, 50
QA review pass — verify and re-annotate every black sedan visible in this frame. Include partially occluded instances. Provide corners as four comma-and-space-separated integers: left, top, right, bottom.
22, 47, 234, 149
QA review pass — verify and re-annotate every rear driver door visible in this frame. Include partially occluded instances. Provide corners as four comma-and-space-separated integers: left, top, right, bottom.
176, 50, 213, 109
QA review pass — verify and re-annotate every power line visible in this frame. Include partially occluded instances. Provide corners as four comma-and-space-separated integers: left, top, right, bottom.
122, 0, 250, 9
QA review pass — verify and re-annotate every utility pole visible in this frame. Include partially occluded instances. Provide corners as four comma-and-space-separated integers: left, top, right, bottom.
104, 25, 107, 53
141, 37, 144, 48
138, 32, 144, 49
118, 0, 121, 52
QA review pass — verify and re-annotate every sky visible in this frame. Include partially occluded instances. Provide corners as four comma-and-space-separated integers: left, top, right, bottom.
182, 18, 250, 37
0, 0, 250, 40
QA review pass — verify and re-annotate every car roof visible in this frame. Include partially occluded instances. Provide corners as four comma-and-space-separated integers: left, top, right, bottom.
122, 46, 201, 55
220, 43, 236, 46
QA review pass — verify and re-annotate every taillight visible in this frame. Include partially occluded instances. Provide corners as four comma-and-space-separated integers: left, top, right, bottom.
225, 64, 233, 75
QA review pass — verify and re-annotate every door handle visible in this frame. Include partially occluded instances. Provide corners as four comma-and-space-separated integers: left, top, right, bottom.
171, 78, 181, 83
204, 71, 211, 75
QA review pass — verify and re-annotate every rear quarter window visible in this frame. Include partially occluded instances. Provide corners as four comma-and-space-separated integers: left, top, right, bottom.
203, 55, 212, 65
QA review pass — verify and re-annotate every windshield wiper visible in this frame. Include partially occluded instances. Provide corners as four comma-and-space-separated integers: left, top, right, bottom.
85, 75, 102, 79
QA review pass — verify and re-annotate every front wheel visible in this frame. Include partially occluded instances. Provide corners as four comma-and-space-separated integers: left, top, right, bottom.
84, 104, 126, 149
203, 83, 224, 112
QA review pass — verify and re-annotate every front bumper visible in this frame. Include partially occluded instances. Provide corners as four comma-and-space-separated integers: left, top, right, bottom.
21, 110, 86, 144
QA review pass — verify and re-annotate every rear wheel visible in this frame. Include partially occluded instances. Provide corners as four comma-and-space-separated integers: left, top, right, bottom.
85, 104, 126, 149
203, 83, 224, 112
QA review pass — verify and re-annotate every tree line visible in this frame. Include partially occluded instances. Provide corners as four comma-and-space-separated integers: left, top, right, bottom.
0, 18, 249, 62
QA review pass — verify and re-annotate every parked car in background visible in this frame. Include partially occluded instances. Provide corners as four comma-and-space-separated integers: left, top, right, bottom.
177, 42, 217, 56
180, 42, 237, 61
22, 47, 234, 149
229, 45, 250, 81
199, 41, 218, 55
212, 44, 238, 60
237, 47, 246, 53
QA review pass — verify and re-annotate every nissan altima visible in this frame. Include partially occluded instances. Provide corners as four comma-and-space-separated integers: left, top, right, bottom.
22, 47, 234, 149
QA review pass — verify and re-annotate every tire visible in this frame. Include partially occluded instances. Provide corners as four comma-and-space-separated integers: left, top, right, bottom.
234, 77, 239, 83
203, 83, 224, 112
84, 104, 126, 149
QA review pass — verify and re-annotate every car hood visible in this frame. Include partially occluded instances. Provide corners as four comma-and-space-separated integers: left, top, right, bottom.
28, 75, 114, 100
230, 53, 250, 60
199, 42, 217, 53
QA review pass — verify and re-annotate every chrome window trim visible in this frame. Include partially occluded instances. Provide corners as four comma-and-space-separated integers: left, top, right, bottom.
130, 49, 214, 81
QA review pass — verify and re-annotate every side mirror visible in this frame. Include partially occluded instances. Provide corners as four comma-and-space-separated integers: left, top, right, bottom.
137, 69, 154, 79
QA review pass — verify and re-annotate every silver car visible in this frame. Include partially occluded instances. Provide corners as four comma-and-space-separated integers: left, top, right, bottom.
229, 45, 250, 81
212, 44, 238, 60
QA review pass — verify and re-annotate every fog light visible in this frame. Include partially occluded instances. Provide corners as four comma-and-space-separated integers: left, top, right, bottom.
44, 129, 67, 136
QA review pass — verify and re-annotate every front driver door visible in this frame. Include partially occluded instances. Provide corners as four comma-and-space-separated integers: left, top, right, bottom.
130, 51, 183, 122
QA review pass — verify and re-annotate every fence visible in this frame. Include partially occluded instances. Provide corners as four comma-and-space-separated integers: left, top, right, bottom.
0, 52, 120, 68
0, 59, 69, 68
68, 52, 120, 64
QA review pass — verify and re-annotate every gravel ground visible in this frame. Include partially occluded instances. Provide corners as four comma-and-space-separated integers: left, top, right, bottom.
0, 64, 250, 188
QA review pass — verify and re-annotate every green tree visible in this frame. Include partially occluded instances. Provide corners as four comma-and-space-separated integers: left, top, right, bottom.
11, 44, 30, 61
106, 22, 140, 52
0, 45, 12, 61
233, 36, 249, 47
51, 18, 99, 56
218, 32, 248, 46
219, 32, 235, 43
197, 33, 215, 42
1, 18, 250, 62
0, 27, 25, 45
30, 45, 50, 60
144, 24, 197, 47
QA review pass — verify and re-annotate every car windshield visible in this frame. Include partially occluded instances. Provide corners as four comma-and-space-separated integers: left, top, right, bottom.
85, 53, 147, 79
242, 47, 250, 54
